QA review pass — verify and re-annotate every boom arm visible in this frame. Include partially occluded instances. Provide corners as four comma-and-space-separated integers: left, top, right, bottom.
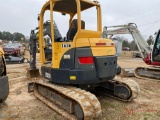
29, 21, 62, 70
102, 23, 151, 59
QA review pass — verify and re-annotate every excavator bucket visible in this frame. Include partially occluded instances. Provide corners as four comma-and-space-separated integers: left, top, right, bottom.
26, 68, 40, 78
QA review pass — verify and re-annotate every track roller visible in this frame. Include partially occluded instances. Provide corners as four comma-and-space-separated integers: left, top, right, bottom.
98, 76, 140, 101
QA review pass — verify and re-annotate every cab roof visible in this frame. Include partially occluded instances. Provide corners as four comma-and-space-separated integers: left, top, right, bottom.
45, 0, 98, 15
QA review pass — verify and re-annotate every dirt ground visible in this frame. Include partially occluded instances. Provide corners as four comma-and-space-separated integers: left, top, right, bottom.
0, 53, 160, 120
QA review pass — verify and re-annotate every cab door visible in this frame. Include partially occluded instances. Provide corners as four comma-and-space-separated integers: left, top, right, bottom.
152, 30, 160, 62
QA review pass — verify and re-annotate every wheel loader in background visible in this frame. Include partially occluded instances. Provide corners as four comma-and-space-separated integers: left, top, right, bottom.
0, 47, 9, 104
27, 0, 140, 119
102, 23, 160, 80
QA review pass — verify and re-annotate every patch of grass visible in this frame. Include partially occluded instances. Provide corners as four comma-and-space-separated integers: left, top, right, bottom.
101, 101, 117, 108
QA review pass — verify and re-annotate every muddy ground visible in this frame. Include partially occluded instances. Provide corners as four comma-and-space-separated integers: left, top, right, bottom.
0, 53, 160, 120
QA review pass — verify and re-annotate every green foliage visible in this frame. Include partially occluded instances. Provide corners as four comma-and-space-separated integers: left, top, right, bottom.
120, 35, 154, 51
13, 32, 25, 41
114, 36, 130, 47
122, 40, 129, 47
146, 35, 154, 45
0, 31, 2, 39
129, 41, 138, 51
114, 36, 138, 51
0, 31, 25, 41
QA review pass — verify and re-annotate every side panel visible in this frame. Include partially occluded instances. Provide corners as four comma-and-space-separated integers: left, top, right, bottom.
94, 56, 117, 78
89, 38, 116, 56
91, 47, 116, 56
0, 76, 9, 103
60, 49, 75, 69
41, 66, 70, 84
52, 42, 75, 68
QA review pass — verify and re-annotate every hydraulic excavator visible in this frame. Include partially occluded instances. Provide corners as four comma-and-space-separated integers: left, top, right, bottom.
27, 0, 140, 119
102, 23, 160, 80
0, 47, 9, 104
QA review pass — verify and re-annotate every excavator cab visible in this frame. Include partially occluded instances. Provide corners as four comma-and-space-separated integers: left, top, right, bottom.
28, 0, 117, 84
152, 30, 160, 62
39, 0, 117, 85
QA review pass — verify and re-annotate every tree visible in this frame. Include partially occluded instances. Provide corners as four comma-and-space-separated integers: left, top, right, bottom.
2, 31, 7, 40
0, 31, 25, 41
13, 32, 25, 41
129, 40, 138, 51
113, 36, 130, 47
114, 36, 125, 42
122, 40, 130, 47
1, 31, 14, 40
0, 31, 2, 39
113, 35, 132, 48
147, 35, 154, 45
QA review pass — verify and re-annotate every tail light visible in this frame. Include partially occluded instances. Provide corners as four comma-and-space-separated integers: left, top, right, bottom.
96, 43, 106, 46
78, 57, 94, 64
96, 42, 115, 46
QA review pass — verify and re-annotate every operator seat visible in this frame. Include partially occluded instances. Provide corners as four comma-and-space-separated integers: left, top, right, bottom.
66, 19, 85, 41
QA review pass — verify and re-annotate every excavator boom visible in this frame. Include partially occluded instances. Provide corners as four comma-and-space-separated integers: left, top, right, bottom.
102, 23, 160, 80
102, 23, 151, 59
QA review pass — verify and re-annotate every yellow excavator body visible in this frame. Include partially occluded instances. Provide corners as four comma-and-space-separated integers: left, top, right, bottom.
27, 0, 140, 119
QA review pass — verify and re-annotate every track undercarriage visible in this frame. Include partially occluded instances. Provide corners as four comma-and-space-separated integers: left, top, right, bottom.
29, 79, 101, 120
135, 67, 160, 80
28, 76, 140, 120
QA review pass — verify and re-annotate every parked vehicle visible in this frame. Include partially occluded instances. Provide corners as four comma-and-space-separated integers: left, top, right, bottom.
132, 51, 141, 58
122, 47, 130, 51
3, 43, 25, 56
15, 43, 25, 55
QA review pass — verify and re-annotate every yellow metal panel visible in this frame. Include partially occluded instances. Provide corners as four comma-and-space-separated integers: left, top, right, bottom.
76, 38, 90, 47
70, 76, 76, 80
54, 43, 62, 53
88, 38, 114, 46
54, 53, 59, 60
0, 47, 6, 67
0, 47, 4, 55
88, 38, 116, 56
50, 1, 56, 68
91, 47, 116, 56
52, 42, 75, 68
75, 30, 101, 40
39, 1, 50, 65
53, 60, 60, 68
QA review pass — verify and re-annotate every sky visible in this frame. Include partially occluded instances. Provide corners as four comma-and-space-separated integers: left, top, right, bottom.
0, 0, 160, 40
